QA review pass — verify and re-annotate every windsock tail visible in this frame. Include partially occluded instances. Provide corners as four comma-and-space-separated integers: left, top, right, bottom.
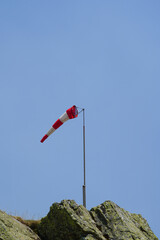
40, 134, 48, 143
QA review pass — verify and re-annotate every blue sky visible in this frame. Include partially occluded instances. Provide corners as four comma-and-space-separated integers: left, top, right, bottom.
0, 0, 160, 237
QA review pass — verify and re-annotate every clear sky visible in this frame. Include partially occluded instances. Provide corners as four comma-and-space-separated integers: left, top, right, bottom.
0, 0, 160, 238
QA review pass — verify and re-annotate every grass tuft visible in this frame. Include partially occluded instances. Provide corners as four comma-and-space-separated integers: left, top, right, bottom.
13, 216, 41, 234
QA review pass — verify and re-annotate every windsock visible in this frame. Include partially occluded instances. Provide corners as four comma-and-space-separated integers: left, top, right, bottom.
40, 105, 78, 143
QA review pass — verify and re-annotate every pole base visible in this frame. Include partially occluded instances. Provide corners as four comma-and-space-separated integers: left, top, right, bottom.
83, 185, 86, 208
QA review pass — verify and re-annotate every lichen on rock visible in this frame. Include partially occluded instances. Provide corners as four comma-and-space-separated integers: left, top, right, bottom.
38, 200, 158, 240
0, 200, 158, 240
90, 200, 158, 240
0, 210, 40, 240
38, 200, 105, 240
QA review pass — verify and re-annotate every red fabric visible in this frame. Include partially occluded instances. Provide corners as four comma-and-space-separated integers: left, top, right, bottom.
40, 105, 78, 143
40, 134, 48, 143
66, 105, 78, 119
53, 119, 63, 129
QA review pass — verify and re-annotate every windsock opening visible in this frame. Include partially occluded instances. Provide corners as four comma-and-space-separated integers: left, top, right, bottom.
66, 105, 78, 119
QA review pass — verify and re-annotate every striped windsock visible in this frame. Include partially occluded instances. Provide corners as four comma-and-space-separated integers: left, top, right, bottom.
40, 105, 78, 143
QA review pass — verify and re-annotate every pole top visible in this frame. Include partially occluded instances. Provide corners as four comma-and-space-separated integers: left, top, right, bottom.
77, 107, 85, 114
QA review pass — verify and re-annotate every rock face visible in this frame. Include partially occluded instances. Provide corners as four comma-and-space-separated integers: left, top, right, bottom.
38, 200, 105, 240
38, 200, 158, 240
90, 201, 158, 240
0, 210, 40, 240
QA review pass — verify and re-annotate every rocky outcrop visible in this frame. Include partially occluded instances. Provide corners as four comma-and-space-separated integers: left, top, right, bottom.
0, 200, 158, 240
38, 200, 158, 240
90, 201, 158, 240
38, 200, 105, 240
0, 210, 40, 240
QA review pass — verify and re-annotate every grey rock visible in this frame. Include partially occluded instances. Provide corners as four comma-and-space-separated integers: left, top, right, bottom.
38, 200, 158, 240
0, 210, 41, 240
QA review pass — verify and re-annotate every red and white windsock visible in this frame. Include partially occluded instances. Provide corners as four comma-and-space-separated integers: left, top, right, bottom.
40, 105, 78, 143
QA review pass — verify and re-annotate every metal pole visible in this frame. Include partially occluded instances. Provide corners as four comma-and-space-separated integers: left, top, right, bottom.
82, 108, 86, 208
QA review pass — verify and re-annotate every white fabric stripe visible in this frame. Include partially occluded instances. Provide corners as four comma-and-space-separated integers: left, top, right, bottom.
47, 127, 56, 136
59, 112, 69, 123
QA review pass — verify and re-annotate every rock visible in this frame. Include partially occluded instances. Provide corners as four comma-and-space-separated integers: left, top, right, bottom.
90, 200, 158, 240
0, 200, 158, 240
0, 210, 41, 240
38, 200, 105, 240
38, 200, 158, 240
